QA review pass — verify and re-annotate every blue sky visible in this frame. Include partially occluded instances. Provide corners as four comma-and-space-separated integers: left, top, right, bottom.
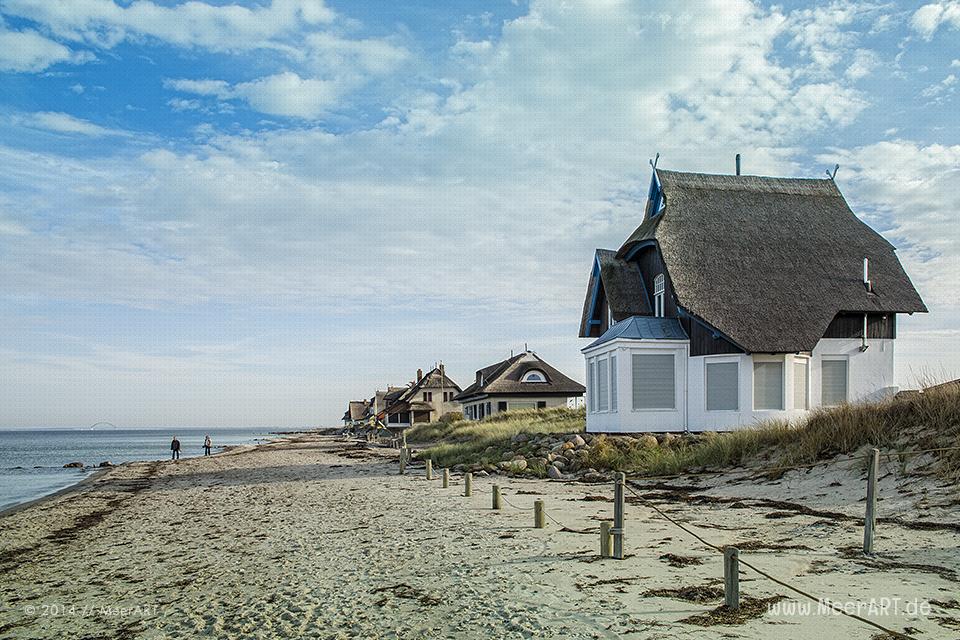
0, 0, 958, 428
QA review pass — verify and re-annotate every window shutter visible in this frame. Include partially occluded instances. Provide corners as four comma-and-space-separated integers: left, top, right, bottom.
706, 362, 738, 411
597, 358, 609, 411
821, 360, 848, 406
793, 360, 809, 410
753, 361, 784, 410
589, 360, 597, 412
632, 354, 675, 409
610, 355, 618, 410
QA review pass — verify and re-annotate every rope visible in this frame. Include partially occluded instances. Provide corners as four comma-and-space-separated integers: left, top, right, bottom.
499, 494, 596, 534
623, 483, 916, 640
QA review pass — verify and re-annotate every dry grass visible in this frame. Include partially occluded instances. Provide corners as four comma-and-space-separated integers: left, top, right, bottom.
406, 386, 960, 479
406, 407, 584, 470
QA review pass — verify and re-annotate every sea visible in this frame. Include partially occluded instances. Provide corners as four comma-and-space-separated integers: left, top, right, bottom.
0, 427, 272, 512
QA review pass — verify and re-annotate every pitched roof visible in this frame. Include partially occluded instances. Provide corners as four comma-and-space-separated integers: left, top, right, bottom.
615, 169, 926, 353
578, 249, 651, 336
585, 316, 688, 350
344, 400, 369, 421
385, 367, 461, 414
455, 351, 585, 400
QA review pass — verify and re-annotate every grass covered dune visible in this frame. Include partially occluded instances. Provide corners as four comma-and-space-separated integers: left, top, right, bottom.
407, 385, 960, 480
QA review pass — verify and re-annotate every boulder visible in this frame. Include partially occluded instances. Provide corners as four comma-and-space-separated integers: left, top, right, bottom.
562, 442, 575, 451
571, 434, 586, 447
551, 460, 566, 471
98, 461, 114, 468
475, 470, 490, 477
639, 435, 659, 449
511, 459, 528, 472
63, 461, 83, 468
547, 464, 563, 480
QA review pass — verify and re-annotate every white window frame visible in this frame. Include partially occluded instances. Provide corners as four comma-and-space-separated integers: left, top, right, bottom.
589, 358, 597, 413
793, 356, 810, 410
609, 353, 618, 413
521, 370, 547, 383
821, 357, 849, 407
654, 274, 665, 318
704, 357, 740, 412
597, 357, 609, 412
752, 356, 786, 411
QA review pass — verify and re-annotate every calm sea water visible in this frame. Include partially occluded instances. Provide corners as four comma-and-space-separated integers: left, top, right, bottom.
0, 427, 271, 512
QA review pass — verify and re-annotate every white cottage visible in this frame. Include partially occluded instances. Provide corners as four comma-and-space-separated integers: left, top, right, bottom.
579, 167, 927, 433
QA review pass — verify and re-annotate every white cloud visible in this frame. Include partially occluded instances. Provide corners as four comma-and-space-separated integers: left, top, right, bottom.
2, 0, 335, 52
167, 72, 347, 118
13, 111, 130, 137
910, 1, 960, 38
845, 49, 881, 80
0, 24, 92, 72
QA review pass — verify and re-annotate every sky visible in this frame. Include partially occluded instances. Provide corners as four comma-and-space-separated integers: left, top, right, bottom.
0, 0, 958, 428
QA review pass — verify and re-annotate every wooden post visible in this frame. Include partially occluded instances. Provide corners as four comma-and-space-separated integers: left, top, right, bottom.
464, 472, 472, 497
402, 430, 407, 448
613, 472, 625, 560
863, 447, 880, 555
600, 521, 612, 558
492, 485, 502, 510
399, 447, 407, 474
426, 459, 433, 481
534, 500, 545, 528
724, 546, 740, 610
442, 468, 450, 488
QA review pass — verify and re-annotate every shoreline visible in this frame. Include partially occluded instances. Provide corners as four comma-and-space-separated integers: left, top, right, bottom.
1, 433, 956, 639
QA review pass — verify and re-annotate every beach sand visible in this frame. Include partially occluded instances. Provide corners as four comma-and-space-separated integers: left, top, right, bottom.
1, 434, 958, 639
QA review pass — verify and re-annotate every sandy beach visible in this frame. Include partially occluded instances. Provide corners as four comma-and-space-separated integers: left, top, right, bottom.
1, 434, 958, 639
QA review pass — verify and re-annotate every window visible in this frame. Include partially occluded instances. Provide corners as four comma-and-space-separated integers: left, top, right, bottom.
793, 359, 809, 410
537, 401, 547, 409
821, 359, 848, 406
706, 362, 739, 411
521, 370, 547, 383
753, 361, 784, 410
423, 392, 432, 402
478, 403, 485, 419
654, 274, 665, 318
589, 359, 597, 412
510, 401, 536, 410
632, 353, 675, 409
498, 401, 507, 412
486, 402, 491, 416
597, 358, 609, 411
610, 354, 618, 411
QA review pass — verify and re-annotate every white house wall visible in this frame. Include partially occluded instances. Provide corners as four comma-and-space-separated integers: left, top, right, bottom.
585, 336, 897, 433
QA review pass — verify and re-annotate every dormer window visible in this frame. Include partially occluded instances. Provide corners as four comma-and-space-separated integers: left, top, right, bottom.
654, 273, 665, 317
521, 370, 547, 383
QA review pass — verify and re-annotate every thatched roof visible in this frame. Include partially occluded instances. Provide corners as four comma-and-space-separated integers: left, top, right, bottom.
578, 249, 651, 336
344, 400, 369, 422
614, 169, 926, 353
384, 367, 461, 415
455, 351, 585, 401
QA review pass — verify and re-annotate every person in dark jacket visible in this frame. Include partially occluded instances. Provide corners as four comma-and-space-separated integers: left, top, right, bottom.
171, 436, 181, 460
203, 435, 212, 456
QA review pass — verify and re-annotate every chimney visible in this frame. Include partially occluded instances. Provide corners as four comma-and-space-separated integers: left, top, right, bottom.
735, 153, 741, 176
439, 363, 445, 377
863, 257, 872, 292
417, 368, 423, 382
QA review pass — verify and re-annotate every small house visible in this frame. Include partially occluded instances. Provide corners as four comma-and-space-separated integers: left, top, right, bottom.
383, 366, 462, 427
456, 351, 586, 420
579, 165, 926, 432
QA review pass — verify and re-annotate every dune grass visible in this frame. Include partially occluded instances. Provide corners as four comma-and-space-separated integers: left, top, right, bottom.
406, 406, 584, 469
407, 385, 960, 479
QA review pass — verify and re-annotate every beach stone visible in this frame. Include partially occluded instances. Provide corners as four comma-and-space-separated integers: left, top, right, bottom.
98, 461, 114, 467
659, 433, 676, 446
475, 470, 489, 477
639, 435, 659, 449
511, 459, 528, 472
512, 433, 529, 444
551, 460, 566, 471
571, 434, 586, 447
562, 442, 575, 451
547, 465, 563, 480
63, 461, 83, 468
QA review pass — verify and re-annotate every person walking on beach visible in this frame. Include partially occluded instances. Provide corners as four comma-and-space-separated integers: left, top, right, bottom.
171, 436, 181, 461
203, 435, 212, 456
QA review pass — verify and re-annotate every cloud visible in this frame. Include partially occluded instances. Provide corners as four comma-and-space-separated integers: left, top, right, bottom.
12, 111, 130, 137
910, 1, 960, 38
845, 49, 881, 80
1, 0, 335, 52
167, 72, 346, 118
0, 24, 92, 72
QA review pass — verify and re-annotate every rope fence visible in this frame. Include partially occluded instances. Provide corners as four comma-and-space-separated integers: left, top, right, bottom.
384, 438, 957, 640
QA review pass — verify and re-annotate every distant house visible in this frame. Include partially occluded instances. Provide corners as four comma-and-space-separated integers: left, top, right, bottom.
580, 166, 926, 433
341, 400, 370, 426
456, 351, 586, 420
383, 366, 462, 427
